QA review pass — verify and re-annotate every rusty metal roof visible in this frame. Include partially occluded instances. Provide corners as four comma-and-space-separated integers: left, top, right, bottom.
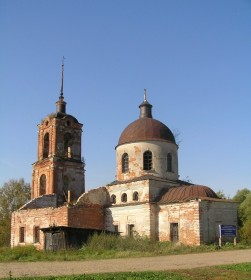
158, 185, 219, 204
117, 117, 176, 147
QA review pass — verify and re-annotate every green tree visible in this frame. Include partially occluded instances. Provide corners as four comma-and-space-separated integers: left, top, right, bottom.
232, 188, 251, 244
215, 190, 227, 199
0, 178, 30, 247
233, 188, 250, 203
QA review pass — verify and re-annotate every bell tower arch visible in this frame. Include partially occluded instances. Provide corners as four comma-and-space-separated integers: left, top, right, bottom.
31, 59, 85, 202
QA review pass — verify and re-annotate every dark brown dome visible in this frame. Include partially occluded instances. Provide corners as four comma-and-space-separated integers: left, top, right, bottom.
117, 94, 176, 147
118, 118, 176, 146
158, 185, 218, 204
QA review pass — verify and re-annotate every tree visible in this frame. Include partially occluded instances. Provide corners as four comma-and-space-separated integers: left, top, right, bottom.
0, 178, 30, 247
233, 188, 250, 203
232, 188, 251, 244
215, 190, 227, 199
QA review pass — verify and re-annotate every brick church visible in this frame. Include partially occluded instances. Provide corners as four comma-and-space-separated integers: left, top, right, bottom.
11, 64, 238, 250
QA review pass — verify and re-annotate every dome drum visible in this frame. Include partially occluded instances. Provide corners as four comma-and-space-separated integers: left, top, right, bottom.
116, 141, 178, 182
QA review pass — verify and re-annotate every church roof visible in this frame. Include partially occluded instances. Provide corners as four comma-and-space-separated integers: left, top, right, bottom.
107, 174, 180, 186
118, 117, 176, 146
55, 112, 79, 124
158, 185, 219, 204
117, 91, 176, 147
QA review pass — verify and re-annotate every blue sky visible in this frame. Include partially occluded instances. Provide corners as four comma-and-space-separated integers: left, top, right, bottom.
0, 0, 250, 198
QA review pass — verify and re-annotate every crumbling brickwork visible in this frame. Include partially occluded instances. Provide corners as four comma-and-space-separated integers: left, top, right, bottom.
157, 199, 238, 245
11, 204, 104, 250
32, 113, 85, 200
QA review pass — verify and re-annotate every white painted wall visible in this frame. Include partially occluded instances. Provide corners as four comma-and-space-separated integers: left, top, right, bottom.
105, 203, 152, 237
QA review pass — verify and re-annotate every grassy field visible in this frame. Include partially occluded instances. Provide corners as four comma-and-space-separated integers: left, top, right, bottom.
0, 233, 249, 262
4, 263, 251, 280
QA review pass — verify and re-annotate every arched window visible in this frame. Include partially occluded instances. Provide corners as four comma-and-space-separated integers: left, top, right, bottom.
64, 133, 72, 158
122, 153, 129, 173
133, 191, 139, 201
39, 174, 46, 195
143, 151, 152, 170
167, 153, 172, 172
121, 193, 127, 202
43, 133, 49, 158
111, 194, 116, 204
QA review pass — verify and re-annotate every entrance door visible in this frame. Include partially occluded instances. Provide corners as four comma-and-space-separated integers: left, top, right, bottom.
170, 223, 179, 242
128, 224, 134, 237
44, 231, 65, 251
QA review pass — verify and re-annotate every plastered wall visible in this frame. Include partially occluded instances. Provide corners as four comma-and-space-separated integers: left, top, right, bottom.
116, 141, 178, 181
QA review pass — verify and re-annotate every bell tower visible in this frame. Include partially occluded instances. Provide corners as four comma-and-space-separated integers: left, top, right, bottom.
31, 59, 85, 202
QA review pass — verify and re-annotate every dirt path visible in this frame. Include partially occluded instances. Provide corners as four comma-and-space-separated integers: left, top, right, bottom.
0, 249, 251, 279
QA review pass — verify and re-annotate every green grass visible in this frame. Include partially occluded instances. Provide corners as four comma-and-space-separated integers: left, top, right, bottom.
3, 263, 251, 280
0, 233, 250, 262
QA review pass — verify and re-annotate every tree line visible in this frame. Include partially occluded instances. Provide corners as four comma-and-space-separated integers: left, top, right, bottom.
0, 179, 250, 247
0, 179, 30, 247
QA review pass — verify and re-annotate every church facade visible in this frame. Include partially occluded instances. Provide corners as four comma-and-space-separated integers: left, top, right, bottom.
11, 69, 238, 250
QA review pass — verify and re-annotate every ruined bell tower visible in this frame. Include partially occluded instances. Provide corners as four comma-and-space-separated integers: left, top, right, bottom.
31, 59, 85, 201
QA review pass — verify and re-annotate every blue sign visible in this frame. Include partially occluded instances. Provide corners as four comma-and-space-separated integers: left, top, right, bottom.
220, 225, 237, 237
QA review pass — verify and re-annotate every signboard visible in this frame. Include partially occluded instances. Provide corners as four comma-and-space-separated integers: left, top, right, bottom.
219, 225, 237, 237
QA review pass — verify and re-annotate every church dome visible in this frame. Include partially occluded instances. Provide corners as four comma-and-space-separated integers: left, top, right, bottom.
158, 185, 218, 204
118, 118, 176, 146
117, 92, 176, 147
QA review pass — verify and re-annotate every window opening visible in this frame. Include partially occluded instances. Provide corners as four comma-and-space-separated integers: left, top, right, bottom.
128, 224, 134, 237
34, 226, 40, 243
143, 151, 152, 170
122, 153, 129, 173
111, 194, 116, 204
121, 193, 127, 202
39, 174, 46, 195
114, 225, 119, 233
64, 133, 72, 158
43, 133, 49, 158
167, 153, 172, 172
170, 223, 179, 242
19, 227, 25, 243
133, 191, 139, 201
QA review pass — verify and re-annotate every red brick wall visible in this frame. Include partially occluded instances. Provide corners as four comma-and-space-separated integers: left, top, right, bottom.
11, 204, 104, 250
68, 205, 104, 229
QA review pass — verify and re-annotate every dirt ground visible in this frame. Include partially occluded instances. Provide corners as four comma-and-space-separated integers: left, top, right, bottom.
0, 249, 251, 279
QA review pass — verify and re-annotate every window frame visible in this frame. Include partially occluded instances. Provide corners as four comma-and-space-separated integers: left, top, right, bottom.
128, 224, 135, 237
111, 194, 116, 204
39, 174, 46, 196
143, 151, 152, 170
43, 132, 49, 158
122, 153, 129, 173
121, 193, 127, 203
114, 225, 119, 233
34, 226, 40, 243
19, 226, 25, 243
167, 153, 172, 172
64, 133, 72, 158
133, 191, 139, 201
